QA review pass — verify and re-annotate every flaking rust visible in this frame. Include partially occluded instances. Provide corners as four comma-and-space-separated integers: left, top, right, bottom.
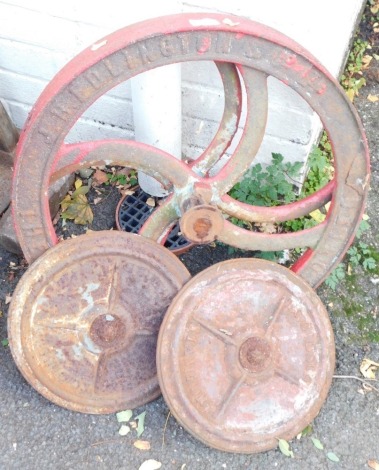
8, 231, 190, 414
157, 258, 335, 453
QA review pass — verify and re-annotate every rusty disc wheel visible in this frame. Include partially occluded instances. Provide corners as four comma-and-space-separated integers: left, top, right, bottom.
12, 13, 369, 287
8, 231, 190, 414
157, 258, 335, 453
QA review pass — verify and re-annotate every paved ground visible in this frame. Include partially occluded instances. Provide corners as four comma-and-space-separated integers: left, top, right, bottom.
0, 9, 378, 470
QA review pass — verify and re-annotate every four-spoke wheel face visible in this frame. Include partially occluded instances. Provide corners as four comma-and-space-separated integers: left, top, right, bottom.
157, 258, 335, 453
13, 13, 369, 290
8, 232, 190, 414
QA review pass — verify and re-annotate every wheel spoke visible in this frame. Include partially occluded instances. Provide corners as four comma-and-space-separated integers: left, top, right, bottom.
139, 195, 179, 242
209, 66, 269, 194
51, 140, 196, 190
218, 180, 335, 223
218, 220, 327, 251
190, 62, 242, 176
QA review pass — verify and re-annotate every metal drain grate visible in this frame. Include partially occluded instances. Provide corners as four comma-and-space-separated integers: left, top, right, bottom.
116, 187, 192, 254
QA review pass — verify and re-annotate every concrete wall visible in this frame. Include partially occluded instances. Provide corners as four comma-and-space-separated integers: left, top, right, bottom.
0, 0, 364, 182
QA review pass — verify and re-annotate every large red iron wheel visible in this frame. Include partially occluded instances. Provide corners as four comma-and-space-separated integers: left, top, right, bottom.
12, 13, 369, 288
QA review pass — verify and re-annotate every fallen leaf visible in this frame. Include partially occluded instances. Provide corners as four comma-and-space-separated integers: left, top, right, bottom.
362, 54, 373, 69
136, 411, 147, 437
122, 189, 136, 197
301, 424, 313, 437
278, 438, 294, 458
93, 170, 109, 185
360, 358, 379, 379
146, 198, 155, 207
138, 459, 162, 470
62, 194, 93, 225
326, 452, 340, 462
118, 425, 130, 436
346, 88, 355, 102
5, 295, 12, 305
367, 94, 379, 102
371, 4, 379, 14
116, 409, 133, 423
75, 179, 83, 190
368, 459, 379, 470
1, 339, 9, 347
259, 222, 277, 234
134, 440, 151, 450
309, 209, 326, 223
311, 437, 324, 450
93, 197, 102, 205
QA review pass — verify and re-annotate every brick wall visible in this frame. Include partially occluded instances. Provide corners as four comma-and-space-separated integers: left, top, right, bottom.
0, 0, 364, 173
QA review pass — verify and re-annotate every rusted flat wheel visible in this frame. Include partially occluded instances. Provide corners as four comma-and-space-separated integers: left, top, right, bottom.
157, 259, 335, 453
8, 231, 190, 414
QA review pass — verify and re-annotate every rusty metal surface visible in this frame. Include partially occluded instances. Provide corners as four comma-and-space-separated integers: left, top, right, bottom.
12, 13, 369, 287
157, 258, 335, 453
8, 231, 190, 414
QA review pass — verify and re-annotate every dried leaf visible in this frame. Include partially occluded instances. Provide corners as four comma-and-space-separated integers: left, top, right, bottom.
75, 179, 83, 190
122, 189, 136, 197
93, 170, 109, 184
118, 425, 130, 436
259, 222, 277, 234
72, 185, 90, 197
136, 411, 146, 437
346, 88, 355, 102
138, 460, 162, 470
326, 452, 340, 462
5, 295, 12, 305
62, 194, 93, 225
278, 438, 294, 458
60, 194, 72, 212
360, 358, 379, 379
93, 197, 102, 205
311, 437, 324, 450
368, 460, 379, 470
309, 209, 326, 223
134, 440, 151, 450
371, 4, 379, 14
116, 409, 133, 423
146, 198, 155, 207
362, 54, 373, 69
367, 94, 379, 102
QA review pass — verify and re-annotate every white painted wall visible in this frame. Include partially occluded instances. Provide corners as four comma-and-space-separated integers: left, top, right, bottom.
0, 0, 364, 189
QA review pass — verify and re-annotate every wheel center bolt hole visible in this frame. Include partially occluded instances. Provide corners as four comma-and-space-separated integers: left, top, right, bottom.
239, 337, 272, 373
90, 314, 126, 346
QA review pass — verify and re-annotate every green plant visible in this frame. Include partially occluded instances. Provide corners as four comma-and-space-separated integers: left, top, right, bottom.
229, 153, 303, 207
325, 219, 377, 290
340, 38, 368, 100
106, 169, 138, 187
